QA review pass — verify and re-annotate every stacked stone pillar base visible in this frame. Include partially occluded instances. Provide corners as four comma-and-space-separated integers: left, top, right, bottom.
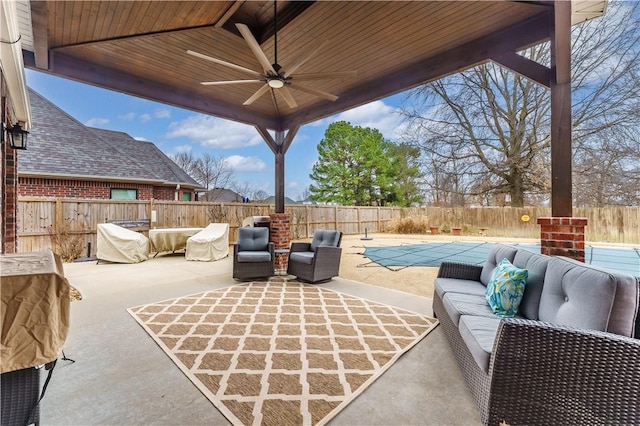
537, 217, 588, 262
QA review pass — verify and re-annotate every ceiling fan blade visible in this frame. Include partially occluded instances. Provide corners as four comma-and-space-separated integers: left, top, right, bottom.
187, 50, 262, 77
278, 86, 298, 108
243, 84, 271, 105
201, 80, 263, 86
292, 71, 358, 81
290, 83, 339, 102
235, 23, 277, 74
283, 40, 329, 78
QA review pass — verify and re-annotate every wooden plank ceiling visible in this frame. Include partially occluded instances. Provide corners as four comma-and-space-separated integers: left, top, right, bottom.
25, 1, 553, 131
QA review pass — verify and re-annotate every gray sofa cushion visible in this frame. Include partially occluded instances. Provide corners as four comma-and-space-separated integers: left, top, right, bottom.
237, 251, 271, 263
538, 257, 616, 332
480, 244, 518, 285
310, 230, 341, 252
289, 251, 314, 265
434, 277, 487, 300
458, 315, 501, 373
443, 293, 496, 326
237, 227, 269, 251
556, 256, 639, 337
513, 249, 551, 320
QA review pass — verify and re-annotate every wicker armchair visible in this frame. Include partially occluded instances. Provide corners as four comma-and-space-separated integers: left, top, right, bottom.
232, 227, 274, 280
287, 230, 342, 283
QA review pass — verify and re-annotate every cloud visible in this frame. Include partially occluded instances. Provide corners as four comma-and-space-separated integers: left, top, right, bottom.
287, 181, 299, 189
174, 145, 192, 154
119, 112, 136, 121
333, 100, 406, 140
166, 115, 263, 149
133, 136, 148, 141
224, 155, 267, 172
154, 109, 171, 119
139, 113, 152, 123
84, 117, 109, 127
307, 100, 406, 140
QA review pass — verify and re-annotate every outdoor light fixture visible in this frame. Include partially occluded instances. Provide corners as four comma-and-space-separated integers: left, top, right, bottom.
267, 78, 285, 89
6, 123, 29, 150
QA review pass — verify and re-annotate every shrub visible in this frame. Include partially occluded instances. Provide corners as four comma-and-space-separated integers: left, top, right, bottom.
46, 221, 84, 262
389, 216, 430, 234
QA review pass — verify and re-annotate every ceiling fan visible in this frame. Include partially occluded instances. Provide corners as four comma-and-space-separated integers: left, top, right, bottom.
187, 1, 356, 109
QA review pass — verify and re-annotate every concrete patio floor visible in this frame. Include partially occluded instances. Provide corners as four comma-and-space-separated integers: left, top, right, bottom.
41, 253, 481, 425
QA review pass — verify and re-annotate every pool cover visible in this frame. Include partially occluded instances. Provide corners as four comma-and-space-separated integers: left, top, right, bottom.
362, 242, 640, 277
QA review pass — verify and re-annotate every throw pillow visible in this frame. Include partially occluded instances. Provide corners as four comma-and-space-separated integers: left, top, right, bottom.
485, 258, 529, 317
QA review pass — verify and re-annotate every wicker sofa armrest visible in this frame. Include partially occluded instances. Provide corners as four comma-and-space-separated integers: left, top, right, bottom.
290, 242, 311, 253
487, 317, 640, 425
437, 261, 483, 281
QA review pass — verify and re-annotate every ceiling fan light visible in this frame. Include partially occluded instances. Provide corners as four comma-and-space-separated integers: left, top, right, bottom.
268, 78, 285, 89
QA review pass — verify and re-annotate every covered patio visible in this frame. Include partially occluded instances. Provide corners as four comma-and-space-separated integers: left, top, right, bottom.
3, 0, 608, 258
0, 1, 613, 425
41, 254, 480, 425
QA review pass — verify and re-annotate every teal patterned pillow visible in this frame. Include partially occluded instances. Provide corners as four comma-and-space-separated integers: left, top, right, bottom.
485, 258, 529, 317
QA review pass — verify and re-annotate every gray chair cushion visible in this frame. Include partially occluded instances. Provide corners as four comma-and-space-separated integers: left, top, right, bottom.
556, 256, 639, 337
237, 227, 269, 251
434, 277, 487, 300
310, 230, 341, 252
538, 257, 616, 332
289, 251, 314, 265
480, 244, 518, 285
513, 249, 551, 320
237, 251, 271, 263
458, 315, 501, 373
442, 293, 496, 327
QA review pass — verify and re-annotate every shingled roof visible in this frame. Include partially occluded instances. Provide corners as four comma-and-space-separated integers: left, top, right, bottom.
19, 88, 200, 189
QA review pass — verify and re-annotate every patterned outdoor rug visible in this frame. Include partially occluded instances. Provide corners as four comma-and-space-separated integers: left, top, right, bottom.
127, 277, 438, 426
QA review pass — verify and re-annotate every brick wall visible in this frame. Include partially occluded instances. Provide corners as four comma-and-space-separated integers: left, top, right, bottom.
16, 178, 197, 201
537, 217, 588, 262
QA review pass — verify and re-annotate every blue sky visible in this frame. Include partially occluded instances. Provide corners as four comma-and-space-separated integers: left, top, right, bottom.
26, 69, 409, 200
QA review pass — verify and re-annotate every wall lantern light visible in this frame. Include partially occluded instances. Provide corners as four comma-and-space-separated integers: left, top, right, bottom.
2, 123, 29, 150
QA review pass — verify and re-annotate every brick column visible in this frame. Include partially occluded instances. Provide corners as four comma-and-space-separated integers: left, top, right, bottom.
1, 138, 18, 254
269, 213, 291, 271
537, 217, 588, 262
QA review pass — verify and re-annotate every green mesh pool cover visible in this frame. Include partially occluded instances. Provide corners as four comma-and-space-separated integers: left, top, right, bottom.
362, 242, 640, 277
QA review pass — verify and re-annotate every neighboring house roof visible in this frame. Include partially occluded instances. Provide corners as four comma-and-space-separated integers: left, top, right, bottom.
203, 188, 245, 202
19, 88, 200, 188
259, 196, 299, 205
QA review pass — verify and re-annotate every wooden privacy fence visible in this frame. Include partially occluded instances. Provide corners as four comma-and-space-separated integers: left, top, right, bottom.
17, 197, 640, 257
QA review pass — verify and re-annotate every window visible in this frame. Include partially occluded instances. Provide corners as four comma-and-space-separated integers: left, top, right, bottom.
111, 189, 138, 200
182, 192, 191, 201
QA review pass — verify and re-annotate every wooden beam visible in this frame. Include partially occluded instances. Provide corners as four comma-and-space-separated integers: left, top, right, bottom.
281, 125, 299, 155
29, 0, 49, 69
256, 125, 299, 212
490, 52, 551, 88
274, 130, 286, 213
282, 11, 552, 129
257, 2, 316, 44
255, 125, 277, 154
550, 0, 573, 217
34, 52, 280, 130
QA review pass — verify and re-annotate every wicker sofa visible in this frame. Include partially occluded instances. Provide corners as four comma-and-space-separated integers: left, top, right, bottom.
433, 244, 640, 425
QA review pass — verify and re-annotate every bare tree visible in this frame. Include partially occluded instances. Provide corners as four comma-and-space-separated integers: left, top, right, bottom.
192, 154, 234, 200
401, 1, 640, 207
168, 151, 198, 178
